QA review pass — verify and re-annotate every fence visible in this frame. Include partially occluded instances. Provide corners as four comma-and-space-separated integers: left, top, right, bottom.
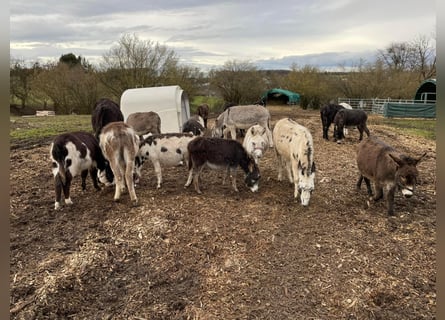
337, 98, 436, 116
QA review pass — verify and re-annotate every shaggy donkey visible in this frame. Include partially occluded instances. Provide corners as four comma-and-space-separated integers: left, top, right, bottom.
273, 118, 316, 206
242, 124, 269, 165
356, 136, 426, 216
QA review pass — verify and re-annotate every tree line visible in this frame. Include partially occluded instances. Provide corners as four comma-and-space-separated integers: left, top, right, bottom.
10, 33, 436, 115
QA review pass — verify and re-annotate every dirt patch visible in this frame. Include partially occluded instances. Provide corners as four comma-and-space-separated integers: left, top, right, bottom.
10, 106, 436, 319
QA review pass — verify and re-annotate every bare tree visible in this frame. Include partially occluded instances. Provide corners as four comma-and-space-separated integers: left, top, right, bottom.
209, 60, 266, 106
378, 33, 436, 81
98, 33, 179, 97
32, 59, 99, 114
333, 58, 419, 100
163, 64, 206, 101
409, 34, 436, 81
377, 41, 414, 71
10, 57, 34, 107
282, 64, 336, 109
32, 61, 71, 114
333, 59, 389, 98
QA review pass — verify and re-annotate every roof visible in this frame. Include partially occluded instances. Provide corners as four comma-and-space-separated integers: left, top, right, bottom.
414, 78, 436, 102
261, 88, 300, 104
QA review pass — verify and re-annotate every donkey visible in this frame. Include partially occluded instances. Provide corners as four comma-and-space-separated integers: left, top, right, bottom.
320, 103, 345, 140
273, 118, 316, 206
126, 111, 161, 139
50, 131, 113, 210
212, 105, 273, 147
98, 122, 140, 206
242, 124, 269, 165
333, 109, 370, 142
91, 98, 123, 140
184, 136, 261, 194
356, 136, 426, 216
197, 104, 209, 128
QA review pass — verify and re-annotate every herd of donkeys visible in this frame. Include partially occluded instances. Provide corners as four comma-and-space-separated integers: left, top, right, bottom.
49, 99, 426, 216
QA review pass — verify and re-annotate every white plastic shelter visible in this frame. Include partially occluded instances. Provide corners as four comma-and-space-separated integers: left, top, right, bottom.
120, 85, 190, 133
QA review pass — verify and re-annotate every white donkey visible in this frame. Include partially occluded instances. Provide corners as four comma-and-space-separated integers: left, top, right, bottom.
273, 118, 316, 206
242, 124, 269, 165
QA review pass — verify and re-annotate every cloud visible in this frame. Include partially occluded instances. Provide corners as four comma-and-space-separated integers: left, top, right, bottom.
10, 0, 436, 70
255, 51, 378, 71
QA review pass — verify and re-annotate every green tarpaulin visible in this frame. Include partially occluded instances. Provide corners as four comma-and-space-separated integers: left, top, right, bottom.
383, 103, 436, 118
261, 88, 300, 104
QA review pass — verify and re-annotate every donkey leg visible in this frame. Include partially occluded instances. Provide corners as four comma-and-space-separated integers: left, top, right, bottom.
54, 174, 63, 210
125, 161, 138, 206
373, 182, 383, 201
363, 177, 373, 196
63, 174, 73, 205
386, 185, 396, 216
230, 168, 239, 192
90, 167, 101, 190
81, 169, 88, 190
184, 168, 194, 188
356, 175, 363, 190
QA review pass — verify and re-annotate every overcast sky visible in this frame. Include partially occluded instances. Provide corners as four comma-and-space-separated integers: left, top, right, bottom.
10, 0, 436, 71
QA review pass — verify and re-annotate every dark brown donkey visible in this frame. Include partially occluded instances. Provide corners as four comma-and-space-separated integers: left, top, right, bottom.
333, 108, 370, 142
356, 136, 426, 216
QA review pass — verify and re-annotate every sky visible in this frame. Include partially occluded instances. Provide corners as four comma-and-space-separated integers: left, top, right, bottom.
10, 0, 436, 71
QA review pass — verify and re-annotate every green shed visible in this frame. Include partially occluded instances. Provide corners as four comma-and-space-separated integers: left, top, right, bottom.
261, 88, 300, 105
414, 78, 436, 102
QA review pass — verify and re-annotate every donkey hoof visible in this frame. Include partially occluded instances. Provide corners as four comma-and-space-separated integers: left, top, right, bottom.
131, 199, 139, 207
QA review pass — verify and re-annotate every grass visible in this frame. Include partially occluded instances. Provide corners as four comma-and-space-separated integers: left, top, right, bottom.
368, 116, 436, 140
10, 115, 92, 143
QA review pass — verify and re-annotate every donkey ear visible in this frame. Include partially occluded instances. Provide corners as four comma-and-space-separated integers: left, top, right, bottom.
388, 153, 404, 167
250, 126, 255, 135
311, 161, 316, 173
415, 152, 427, 164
